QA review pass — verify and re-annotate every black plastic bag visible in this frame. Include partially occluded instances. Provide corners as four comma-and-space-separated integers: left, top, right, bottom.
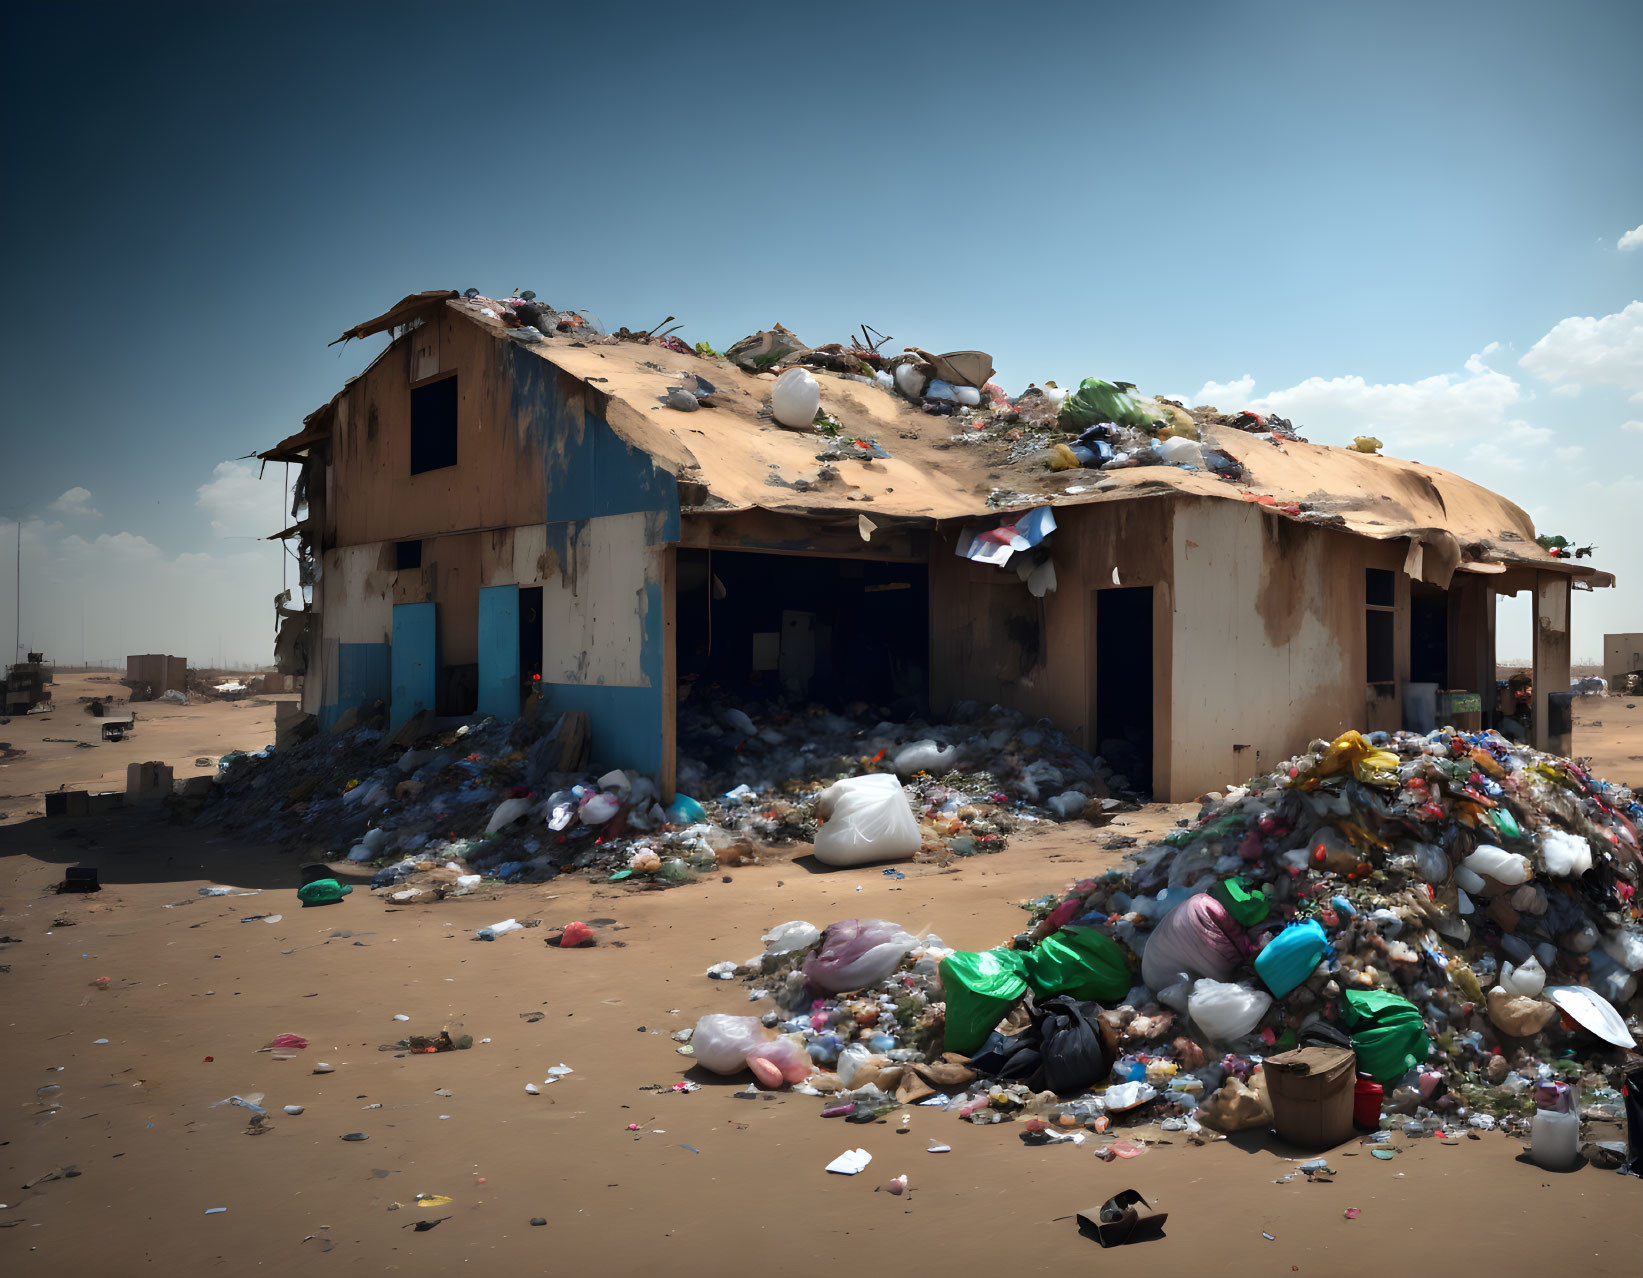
1028, 996, 1112, 1096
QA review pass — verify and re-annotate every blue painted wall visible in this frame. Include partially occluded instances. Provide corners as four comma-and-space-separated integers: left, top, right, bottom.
477, 584, 520, 721
336, 641, 389, 720
526, 347, 680, 775
390, 602, 438, 729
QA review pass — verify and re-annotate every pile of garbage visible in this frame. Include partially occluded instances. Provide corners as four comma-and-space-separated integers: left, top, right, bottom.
706, 324, 1305, 486
683, 728, 1643, 1162
200, 697, 1142, 897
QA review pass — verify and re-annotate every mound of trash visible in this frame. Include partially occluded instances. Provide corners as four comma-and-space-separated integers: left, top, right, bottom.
199, 697, 1142, 895
684, 728, 1643, 1165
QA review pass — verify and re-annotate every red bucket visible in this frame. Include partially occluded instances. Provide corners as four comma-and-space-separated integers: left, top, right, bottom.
1353, 1077, 1384, 1130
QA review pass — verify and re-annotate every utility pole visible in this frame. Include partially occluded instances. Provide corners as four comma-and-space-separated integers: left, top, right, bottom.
13, 516, 20, 666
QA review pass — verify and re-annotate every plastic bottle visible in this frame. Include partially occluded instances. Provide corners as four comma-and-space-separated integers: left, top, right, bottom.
1529, 1106, 1580, 1170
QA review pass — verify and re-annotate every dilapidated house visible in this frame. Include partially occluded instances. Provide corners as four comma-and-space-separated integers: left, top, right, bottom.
261, 290, 1612, 802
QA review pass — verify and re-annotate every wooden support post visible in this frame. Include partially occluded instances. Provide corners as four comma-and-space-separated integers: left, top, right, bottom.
1532, 571, 1571, 755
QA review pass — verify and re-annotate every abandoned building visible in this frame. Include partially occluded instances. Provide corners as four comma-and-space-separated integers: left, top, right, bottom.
260, 291, 1614, 802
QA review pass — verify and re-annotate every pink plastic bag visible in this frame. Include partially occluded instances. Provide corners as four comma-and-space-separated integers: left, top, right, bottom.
268, 1034, 308, 1051
1141, 895, 1250, 993
802, 919, 917, 994
745, 1037, 812, 1088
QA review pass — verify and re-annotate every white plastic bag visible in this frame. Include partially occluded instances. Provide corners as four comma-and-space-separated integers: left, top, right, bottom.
1500, 955, 1546, 997
1155, 436, 1203, 467
1188, 979, 1272, 1043
1600, 926, 1643, 972
802, 918, 918, 993
811, 775, 920, 867
892, 739, 957, 776
771, 368, 821, 427
762, 921, 822, 955
578, 791, 621, 825
1461, 847, 1532, 886
692, 1014, 771, 1075
486, 797, 533, 834
1538, 829, 1593, 878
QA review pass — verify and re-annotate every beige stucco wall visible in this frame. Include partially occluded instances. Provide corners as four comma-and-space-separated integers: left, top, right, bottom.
1167, 499, 1411, 798
1605, 632, 1643, 680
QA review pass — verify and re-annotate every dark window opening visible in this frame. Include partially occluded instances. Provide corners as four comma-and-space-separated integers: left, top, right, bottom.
1366, 568, 1396, 684
1366, 610, 1395, 683
395, 539, 422, 570
410, 376, 458, 474
518, 586, 543, 688
1409, 582, 1449, 687
1094, 587, 1154, 792
675, 549, 928, 715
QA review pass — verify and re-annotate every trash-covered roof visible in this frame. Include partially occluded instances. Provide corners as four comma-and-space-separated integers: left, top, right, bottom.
299, 291, 1611, 589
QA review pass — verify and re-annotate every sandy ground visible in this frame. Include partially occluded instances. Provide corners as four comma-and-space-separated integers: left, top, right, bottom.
2, 676, 1640, 1276
0, 671, 290, 826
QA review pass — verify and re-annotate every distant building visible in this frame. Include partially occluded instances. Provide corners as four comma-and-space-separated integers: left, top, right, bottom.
261, 290, 1613, 800
1605, 633, 1643, 682
124, 653, 186, 700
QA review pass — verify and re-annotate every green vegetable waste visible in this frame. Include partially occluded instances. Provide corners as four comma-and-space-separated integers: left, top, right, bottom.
1057, 378, 1155, 431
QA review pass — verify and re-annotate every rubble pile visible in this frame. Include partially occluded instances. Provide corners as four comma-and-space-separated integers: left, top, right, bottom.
685, 728, 1643, 1157
200, 698, 1142, 900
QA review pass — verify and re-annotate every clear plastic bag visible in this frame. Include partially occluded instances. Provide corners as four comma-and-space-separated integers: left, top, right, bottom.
692, 1014, 770, 1075
811, 775, 920, 867
1188, 979, 1272, 1043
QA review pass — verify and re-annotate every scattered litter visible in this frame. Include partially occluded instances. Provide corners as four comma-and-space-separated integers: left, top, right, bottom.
825, 1148, 873, 1175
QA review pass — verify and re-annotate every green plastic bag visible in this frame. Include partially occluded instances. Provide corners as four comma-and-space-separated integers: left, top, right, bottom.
1057, 378, 1154, 431
940, 949, 1028, 1057
1022, 926, 1131, 1003
297, 878, 354, 906
1211, 876, 1271, 927
1340, 988, 1431, 1083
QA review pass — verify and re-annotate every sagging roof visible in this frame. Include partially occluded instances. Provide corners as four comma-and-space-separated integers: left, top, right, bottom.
313, 290, 1611, 590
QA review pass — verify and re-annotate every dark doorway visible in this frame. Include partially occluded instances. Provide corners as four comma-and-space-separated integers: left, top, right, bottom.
518, 586, 543, 688
1410, 582, 1449, 687
1094, 586, 1153, 791
676, 550, 929, 713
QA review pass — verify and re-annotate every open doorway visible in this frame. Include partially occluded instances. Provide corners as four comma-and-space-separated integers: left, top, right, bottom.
676, 549, 929, 713
518, 585, 543, 692
1409, 581, 1449, 687
1093, 586, 1153, 792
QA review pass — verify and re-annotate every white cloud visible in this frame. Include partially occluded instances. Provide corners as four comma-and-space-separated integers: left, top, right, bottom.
1549, 383, 1580, 398
2, 518, 278, 667
1190, 374, 1256, 408
1622, 420, 1643, 434
1555, 445, 1585, 461
1518, 300, 1643, 394
48, 486, 100, 518
196, 460, 282, 539
1620, 224, 1643, 252
1464, 341, 1501, 374
1246, 366, 1523, 449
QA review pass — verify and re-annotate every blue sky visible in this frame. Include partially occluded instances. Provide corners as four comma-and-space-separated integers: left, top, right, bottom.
1, 0, 1638, 666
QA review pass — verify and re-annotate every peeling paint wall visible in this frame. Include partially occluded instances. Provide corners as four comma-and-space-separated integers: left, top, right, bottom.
540, 397, 680, 780
330, 313, 546, 545
314, 543, 394, 728
1168, 499, 1407, 798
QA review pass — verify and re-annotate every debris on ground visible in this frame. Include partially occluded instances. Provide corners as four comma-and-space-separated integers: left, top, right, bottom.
680, 728, 1642, 1163
200, 697, 1144, 895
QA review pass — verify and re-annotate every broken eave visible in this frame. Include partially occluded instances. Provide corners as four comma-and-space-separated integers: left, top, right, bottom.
329, 290, 460, 345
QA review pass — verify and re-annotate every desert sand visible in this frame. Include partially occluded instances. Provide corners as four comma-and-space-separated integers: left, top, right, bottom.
2, 674, 1639, 1276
